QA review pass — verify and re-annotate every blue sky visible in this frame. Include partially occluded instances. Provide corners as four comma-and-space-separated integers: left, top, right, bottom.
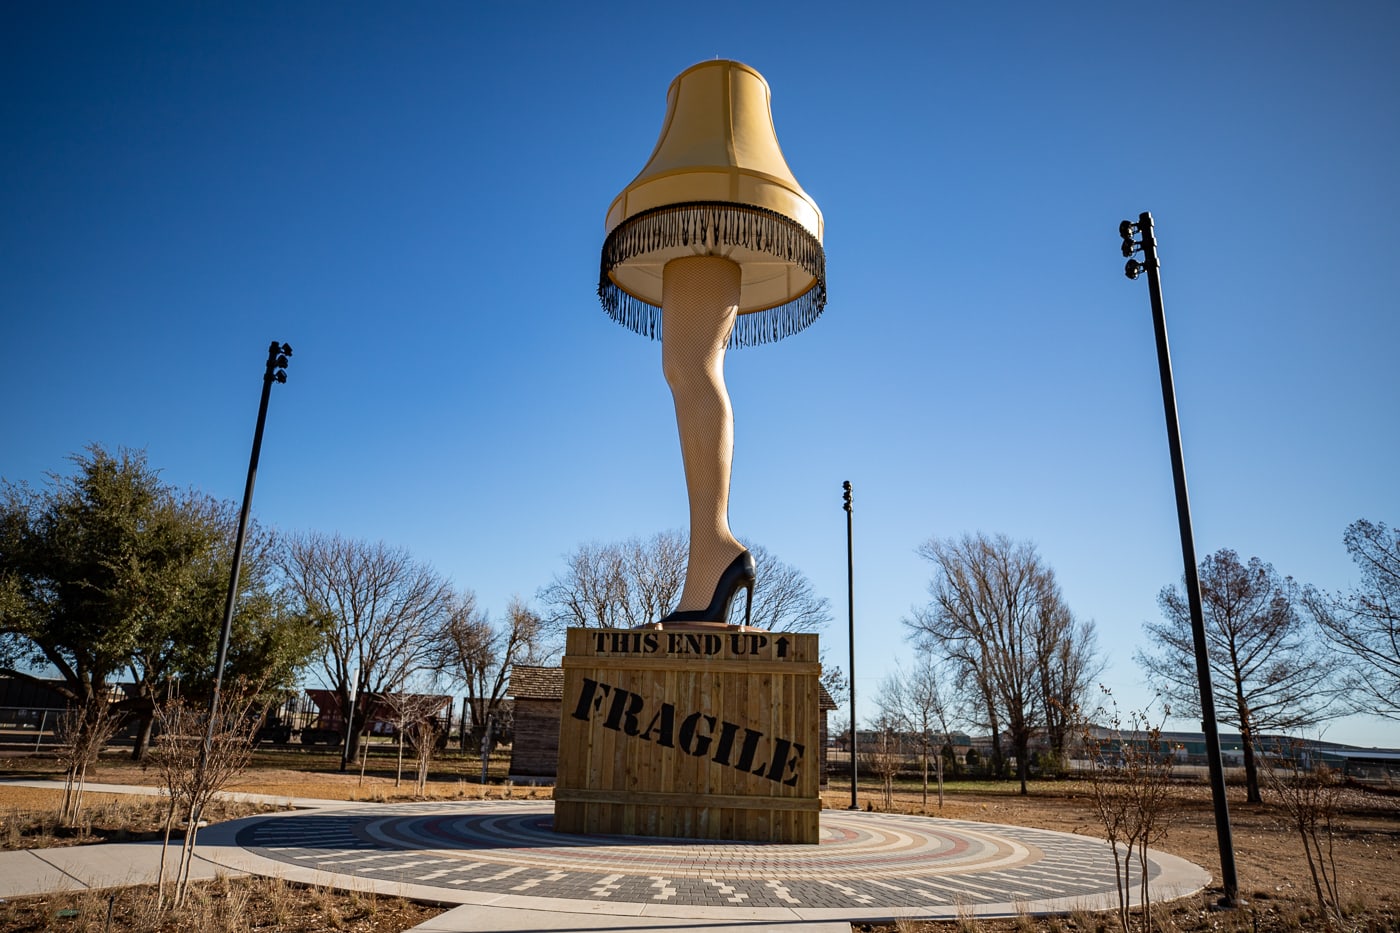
4, 2, 1397, 747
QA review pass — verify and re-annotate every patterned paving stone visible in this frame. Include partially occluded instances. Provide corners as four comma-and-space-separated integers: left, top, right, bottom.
225, 800, 1210, 918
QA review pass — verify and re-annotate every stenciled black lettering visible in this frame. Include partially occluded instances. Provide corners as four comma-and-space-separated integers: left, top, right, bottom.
733, 727, 766, 774
571, 677, 610, 722
639, 702, 677, 747
603, 687, 645, 736
678, 711, 716, 756
710, 719, 741, 765
765, 738, 804, 786
571, 671, 806, 787
643, 632, 660, 652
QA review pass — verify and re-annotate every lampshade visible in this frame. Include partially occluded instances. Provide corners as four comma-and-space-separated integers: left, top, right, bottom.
599, 60, 826, 347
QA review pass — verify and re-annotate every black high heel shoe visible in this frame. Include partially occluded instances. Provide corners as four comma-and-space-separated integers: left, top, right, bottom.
657, 550, 756, 627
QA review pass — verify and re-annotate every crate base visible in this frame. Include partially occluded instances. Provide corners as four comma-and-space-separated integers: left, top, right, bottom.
556, 627, 821, 844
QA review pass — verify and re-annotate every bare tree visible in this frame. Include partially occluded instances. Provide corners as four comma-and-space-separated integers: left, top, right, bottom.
904, 532, 1094, 794
54, 696, 123, 825
1079, 690, 1176, 933
862, 711, 905, 809
1263, 742, 1345, 925
537, 532, 684, 630
538, 532, 832, 632
435, 593, 544, 749
408, 711, 443, 795
742, 544, 832, 631
1137, 548, 1339, 803
877, 654, 956, 810
622, 532, 687, 626
148, 684, 260, 908
381, 688, 450, 789
278, 532, 453, 765
820, 662, 850, 709
538, 534, 843, 708
1037, 606, 1102, 773
1305, 519, 1400, 720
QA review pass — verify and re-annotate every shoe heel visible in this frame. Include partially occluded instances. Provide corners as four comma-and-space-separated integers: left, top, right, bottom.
659, 549, 757, 627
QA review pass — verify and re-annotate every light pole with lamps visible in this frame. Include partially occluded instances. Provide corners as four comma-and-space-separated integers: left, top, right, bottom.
842, 480, 858, 810
1121, 213, 1239, 907
201, 341, 292, 775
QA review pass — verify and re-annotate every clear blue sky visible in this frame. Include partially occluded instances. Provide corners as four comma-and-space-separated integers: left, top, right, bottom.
4, 3, 1397, 747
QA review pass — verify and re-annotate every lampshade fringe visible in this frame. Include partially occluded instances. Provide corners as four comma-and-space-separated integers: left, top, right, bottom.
598, 201, 827, 349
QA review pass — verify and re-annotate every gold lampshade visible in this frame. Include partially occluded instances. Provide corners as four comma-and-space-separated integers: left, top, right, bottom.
599, 60, 826, 347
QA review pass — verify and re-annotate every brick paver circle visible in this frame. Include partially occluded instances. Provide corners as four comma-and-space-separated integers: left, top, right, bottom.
215, 800, 1211, 921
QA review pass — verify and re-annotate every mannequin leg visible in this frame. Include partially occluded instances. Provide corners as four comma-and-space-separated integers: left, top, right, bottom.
661, 256, 747, 615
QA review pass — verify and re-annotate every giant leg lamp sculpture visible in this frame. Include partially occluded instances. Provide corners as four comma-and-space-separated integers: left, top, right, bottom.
599, 60, 826, 630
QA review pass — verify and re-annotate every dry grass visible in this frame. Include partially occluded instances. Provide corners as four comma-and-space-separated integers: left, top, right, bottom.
1, 793, 277, 850
840, 778, 1400, 932
0, 875, 439, 932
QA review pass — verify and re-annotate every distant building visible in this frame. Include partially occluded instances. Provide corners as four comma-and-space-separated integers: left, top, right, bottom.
1077, 726, 1400, 784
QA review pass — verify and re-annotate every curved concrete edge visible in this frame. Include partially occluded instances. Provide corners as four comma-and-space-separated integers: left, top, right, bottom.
190, 805, 1214, 924
413, 904, 855, 933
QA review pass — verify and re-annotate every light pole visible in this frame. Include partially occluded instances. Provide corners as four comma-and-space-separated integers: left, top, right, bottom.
202, 341, 292, 772
340, 665, 360, 773
842, 480, 858, 810
1121, 213, 1239, 907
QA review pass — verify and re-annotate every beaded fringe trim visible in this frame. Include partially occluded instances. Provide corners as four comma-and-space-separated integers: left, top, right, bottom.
598, 201, 827, 348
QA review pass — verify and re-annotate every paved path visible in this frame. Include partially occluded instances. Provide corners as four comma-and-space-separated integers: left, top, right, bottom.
0, 777, 366, 810
0, 782, 1211, 932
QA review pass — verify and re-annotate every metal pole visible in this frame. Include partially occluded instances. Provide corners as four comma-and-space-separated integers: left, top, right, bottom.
341, 665, 359, 772
842, 481, 858, 809
480, 715, 494, 785
201, 341, 291, 775
1124, 213, 1239, 906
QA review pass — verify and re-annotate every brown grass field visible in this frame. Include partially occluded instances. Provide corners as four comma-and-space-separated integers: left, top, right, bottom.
1, 750, 1397, 931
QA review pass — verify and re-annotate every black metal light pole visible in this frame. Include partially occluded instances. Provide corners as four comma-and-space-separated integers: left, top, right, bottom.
842, 480, 858, 810
202, 341, 292, 770
1121, 213, 1239, 907
340, 665, 360, 773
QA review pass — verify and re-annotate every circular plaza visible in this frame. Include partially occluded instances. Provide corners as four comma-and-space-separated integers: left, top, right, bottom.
195, 800, 1210, 924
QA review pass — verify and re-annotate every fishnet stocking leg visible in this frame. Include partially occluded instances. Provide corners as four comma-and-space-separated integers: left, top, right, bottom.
662, 256, 746, 613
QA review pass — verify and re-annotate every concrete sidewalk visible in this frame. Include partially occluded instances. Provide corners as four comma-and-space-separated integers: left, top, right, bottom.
0, 841, 232, 900
0, 777, 367, 810
0, 778, 274, 900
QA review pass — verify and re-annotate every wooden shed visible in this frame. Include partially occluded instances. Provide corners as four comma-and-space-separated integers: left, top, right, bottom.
506, 665, 565, 780
507, 663, 837, 785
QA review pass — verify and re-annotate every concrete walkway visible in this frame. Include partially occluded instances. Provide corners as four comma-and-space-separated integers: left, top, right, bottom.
0, 777, 367, 811
0, 780, 1211, 932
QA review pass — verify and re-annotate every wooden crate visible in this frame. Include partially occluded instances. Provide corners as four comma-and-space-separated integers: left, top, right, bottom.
555, 628, 821, 844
